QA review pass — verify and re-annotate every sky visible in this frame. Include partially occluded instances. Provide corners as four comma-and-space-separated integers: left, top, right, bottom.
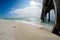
0, 0, 54, 21
0, 0, 43, 18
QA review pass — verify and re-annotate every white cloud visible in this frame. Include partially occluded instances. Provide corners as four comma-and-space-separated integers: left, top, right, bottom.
9, 6, 42, 17
8, 0, 42, 18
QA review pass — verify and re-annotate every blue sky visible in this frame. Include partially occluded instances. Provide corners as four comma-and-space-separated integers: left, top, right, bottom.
0, 0, 43, 18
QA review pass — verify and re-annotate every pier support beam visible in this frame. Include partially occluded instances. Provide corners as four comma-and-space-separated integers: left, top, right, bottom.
52, 0, 60, 36
41, 8, 45, 22
48, 11, 50, 22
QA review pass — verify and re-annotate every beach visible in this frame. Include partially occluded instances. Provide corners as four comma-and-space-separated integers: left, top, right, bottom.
0, 19, 60, 40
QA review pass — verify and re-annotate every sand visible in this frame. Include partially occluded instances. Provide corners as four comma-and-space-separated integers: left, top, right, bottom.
0, 19, 60, 40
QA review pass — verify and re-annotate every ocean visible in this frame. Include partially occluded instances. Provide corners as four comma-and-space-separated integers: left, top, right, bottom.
3, 17, 55, 30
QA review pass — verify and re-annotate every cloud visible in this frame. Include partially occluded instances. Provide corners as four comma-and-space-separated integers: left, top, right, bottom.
9, 6, 42, 18
8, 0, 42, 18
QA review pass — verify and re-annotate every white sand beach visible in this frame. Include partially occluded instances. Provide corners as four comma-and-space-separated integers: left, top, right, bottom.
0, 19, 60, 40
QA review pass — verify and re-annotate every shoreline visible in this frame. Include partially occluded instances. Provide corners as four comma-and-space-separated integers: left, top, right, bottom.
0, 19, 53, 30
15, 20, 53, 30
0, 19, 60, 40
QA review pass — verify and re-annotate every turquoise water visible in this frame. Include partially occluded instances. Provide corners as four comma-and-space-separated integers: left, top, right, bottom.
3, 17, 55, 30
3, 17, 54, 25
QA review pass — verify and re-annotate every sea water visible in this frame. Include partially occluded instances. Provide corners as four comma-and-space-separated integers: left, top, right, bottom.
3, 17, 55, 30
